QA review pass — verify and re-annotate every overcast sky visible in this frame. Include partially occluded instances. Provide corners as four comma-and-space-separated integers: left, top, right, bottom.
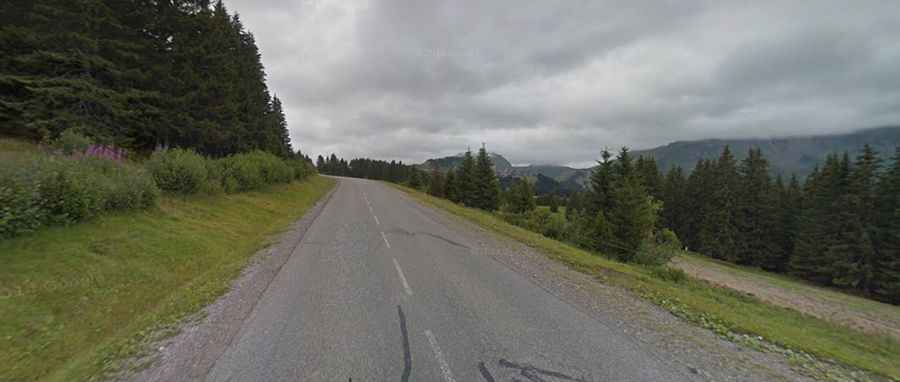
226, 0, 900, 167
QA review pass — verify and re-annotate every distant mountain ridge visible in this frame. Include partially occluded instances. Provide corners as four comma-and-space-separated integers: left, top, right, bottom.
420, 126, 900, 192
634, 126, 900, 177
422, 152, 514, 175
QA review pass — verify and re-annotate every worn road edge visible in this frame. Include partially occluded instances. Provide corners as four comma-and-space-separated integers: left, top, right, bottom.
120, 184, 338, 382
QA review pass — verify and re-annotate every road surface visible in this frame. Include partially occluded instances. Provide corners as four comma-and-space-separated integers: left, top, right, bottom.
204, 177, 691, 381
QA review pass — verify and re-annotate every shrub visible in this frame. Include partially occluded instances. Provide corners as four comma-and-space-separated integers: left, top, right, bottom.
633, 228, 683, 266
145, 148, 209, 195
84, 158, 159, 210
36, 158, 107, 223
499, 211, 527, 227
49, 129, 93, 155
288, 159, 316, 181
0, 155, 160, 239
0, 168, 46, 238
650, 266, 688, 283
525, 208, 551, 233
218, 151, 294, 192
542, 212, 568, 239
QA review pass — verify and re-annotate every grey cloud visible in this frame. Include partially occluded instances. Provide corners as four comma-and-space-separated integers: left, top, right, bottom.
225, 0, 900, 165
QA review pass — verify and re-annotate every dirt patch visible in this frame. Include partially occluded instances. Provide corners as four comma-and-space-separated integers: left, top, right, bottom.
672, 256, 900, 342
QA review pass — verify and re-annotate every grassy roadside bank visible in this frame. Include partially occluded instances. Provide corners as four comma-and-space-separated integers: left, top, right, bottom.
0, 176, 335, 381
392, 184, 900, 380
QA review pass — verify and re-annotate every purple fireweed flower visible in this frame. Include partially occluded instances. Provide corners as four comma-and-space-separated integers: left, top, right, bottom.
83, 144, 126, 162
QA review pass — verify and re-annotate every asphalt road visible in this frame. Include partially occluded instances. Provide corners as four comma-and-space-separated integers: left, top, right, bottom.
205, 177, 691, 382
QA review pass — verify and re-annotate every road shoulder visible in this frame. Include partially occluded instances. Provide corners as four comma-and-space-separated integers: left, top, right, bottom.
390, 184, 821, 381
119, 184, 338, 382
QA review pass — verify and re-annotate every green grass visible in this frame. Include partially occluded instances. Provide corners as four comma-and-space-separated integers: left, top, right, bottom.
535, 205, 566, 217
0, 176, 335, 381
393, 184, 900, 380
0, 138, 41, 163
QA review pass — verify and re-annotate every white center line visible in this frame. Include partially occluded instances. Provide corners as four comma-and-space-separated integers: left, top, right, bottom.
424, 330, 456, 382
381, 232, 391, 248
373, 214, 380, 225
392, 258, 413, 296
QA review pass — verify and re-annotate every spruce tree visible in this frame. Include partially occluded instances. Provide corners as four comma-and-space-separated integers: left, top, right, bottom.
773, 174, 802, 272
0, 1, 295, 156
614, 147, 634, 181
683, 159, 714, 250
428, 166, 445, 197
829, 195, 876, 291
445, 169, 460, 203
661, 166, 687, 239
588, 146, 657, 260
474, 145, 501, 211
735, 148, 781, 268
269, 96, 293, 157
565, 192, 581, 221
508, 178, 536, 213
873, 147, 900, 302
587, 149, 614, 217
458, 149, 477, 207
637, 156, 663, 201
409, 168, 422, 189
791, 154, 847, 283
851, 145, 882, 228
607, 174, 657, 261
549, 194, 560, 213
827, 146, 882, 292
698, 146, 740, 261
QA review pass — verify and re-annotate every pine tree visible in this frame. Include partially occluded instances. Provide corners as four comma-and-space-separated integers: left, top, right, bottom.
474, 145, 501, 211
